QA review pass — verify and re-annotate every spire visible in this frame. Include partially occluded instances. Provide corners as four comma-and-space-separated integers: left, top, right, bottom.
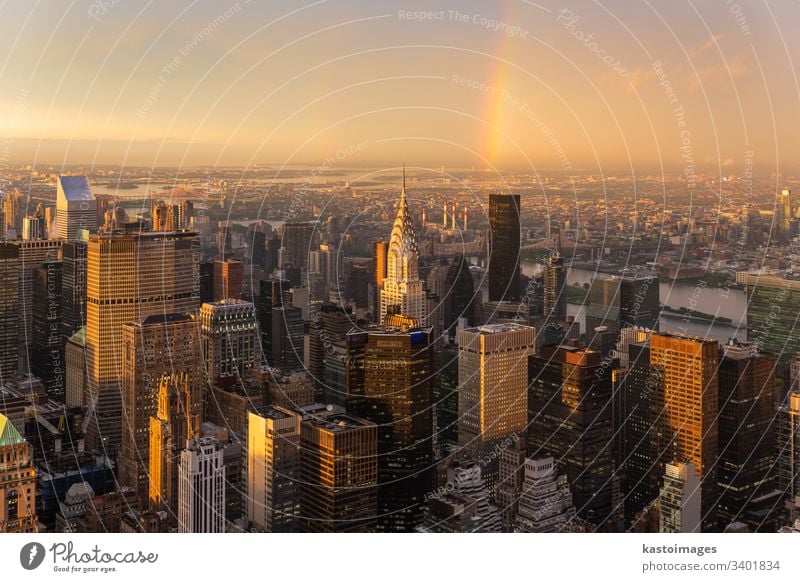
403, 162, 406, 191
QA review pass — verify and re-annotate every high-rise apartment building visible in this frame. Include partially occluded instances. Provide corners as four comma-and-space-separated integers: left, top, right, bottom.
178, 437, 226, 533
246, 407, 301, 532
299, 404, 378, 532
379, 173, 426, 325
56, 175, 98, 241
85, 231, 200, 451
488, 193, 521, 302
457, 323, 536, 490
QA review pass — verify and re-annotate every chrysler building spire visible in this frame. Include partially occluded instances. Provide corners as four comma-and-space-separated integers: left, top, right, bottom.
379, 166, 426, 326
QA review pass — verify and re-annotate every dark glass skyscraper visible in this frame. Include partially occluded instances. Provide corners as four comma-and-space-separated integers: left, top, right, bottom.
717, 341, 777, 530
488, 194, 520, 302
543, 253, 567, 324
528, 345, 615, 529
358, 326, 433, 532
442, 254, 478, 335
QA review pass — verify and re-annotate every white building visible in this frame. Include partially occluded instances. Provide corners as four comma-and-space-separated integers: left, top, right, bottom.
178, 437, 226, 533
659, 461, 701, 533
56, 176, 97, 241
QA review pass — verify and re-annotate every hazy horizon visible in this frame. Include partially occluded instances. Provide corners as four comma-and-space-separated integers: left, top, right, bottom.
1, 0, 798, 175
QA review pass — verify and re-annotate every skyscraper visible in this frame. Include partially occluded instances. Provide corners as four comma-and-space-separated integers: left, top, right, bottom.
421, 461, 501, 533
543, 253, 567, 324
31, 261, 65, 400
61, 240, 88, 341
13, 239, 62, 351
149, 373, 196, 516
213, 258, 243, 301
246, 407, 301, 532
513, 457, 577, 533
649, 332, 719, 532
55, 175, 98, 241
442, 255, 479, 336
358, 325, 433, 532
585, 275, 660, 334
457, 323, 536, 490
268, 305, 304, 371
659, 461, 701, 533
200, 300, 258, 384
373, 240, 388, 313
778, 188, 792, 237
85, 231, 200, 452
488, 193, 521, 302
621, 339, 661, 524
743, 273, 800, 356
299, 404, 378, 532
0, 413, 38, 533
0, 242, 19, 383
776, 390, 800, 504
280, 221, 315, 270
119, 313, 203, 507
178, 437, 226, 533
379, 171, 426, 326
717, 340, 776, 530
528, 345, 615, 528
432, 342, 459, 453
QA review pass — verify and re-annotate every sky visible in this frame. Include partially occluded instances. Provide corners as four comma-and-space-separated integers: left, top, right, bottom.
0, 0, 798, 175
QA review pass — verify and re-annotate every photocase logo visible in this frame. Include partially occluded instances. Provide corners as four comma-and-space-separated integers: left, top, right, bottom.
19, 542, 46, 570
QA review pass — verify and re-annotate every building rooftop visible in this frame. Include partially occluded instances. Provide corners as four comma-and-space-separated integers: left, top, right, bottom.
470, 323, 534, 334
136, 312, 195, 326
0, 413, 25, 446
302, 406, 374, 432
58, 175, 94, 201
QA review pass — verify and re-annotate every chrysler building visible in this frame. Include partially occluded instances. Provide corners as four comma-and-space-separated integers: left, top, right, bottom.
379, 168, 426, 326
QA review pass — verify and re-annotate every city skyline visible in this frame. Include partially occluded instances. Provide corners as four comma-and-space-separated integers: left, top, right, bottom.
4, 6, 800, 575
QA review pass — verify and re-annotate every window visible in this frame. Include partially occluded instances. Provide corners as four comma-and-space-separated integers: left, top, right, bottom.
7, 489, 19, 520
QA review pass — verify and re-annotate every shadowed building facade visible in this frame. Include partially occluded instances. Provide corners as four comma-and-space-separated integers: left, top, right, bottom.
299, 404, 378, 532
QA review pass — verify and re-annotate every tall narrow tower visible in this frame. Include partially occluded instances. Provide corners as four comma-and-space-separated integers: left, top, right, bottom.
379, 166, 426, 326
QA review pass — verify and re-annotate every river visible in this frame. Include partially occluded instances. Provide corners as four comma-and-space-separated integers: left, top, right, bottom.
520, 263, 747, 343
